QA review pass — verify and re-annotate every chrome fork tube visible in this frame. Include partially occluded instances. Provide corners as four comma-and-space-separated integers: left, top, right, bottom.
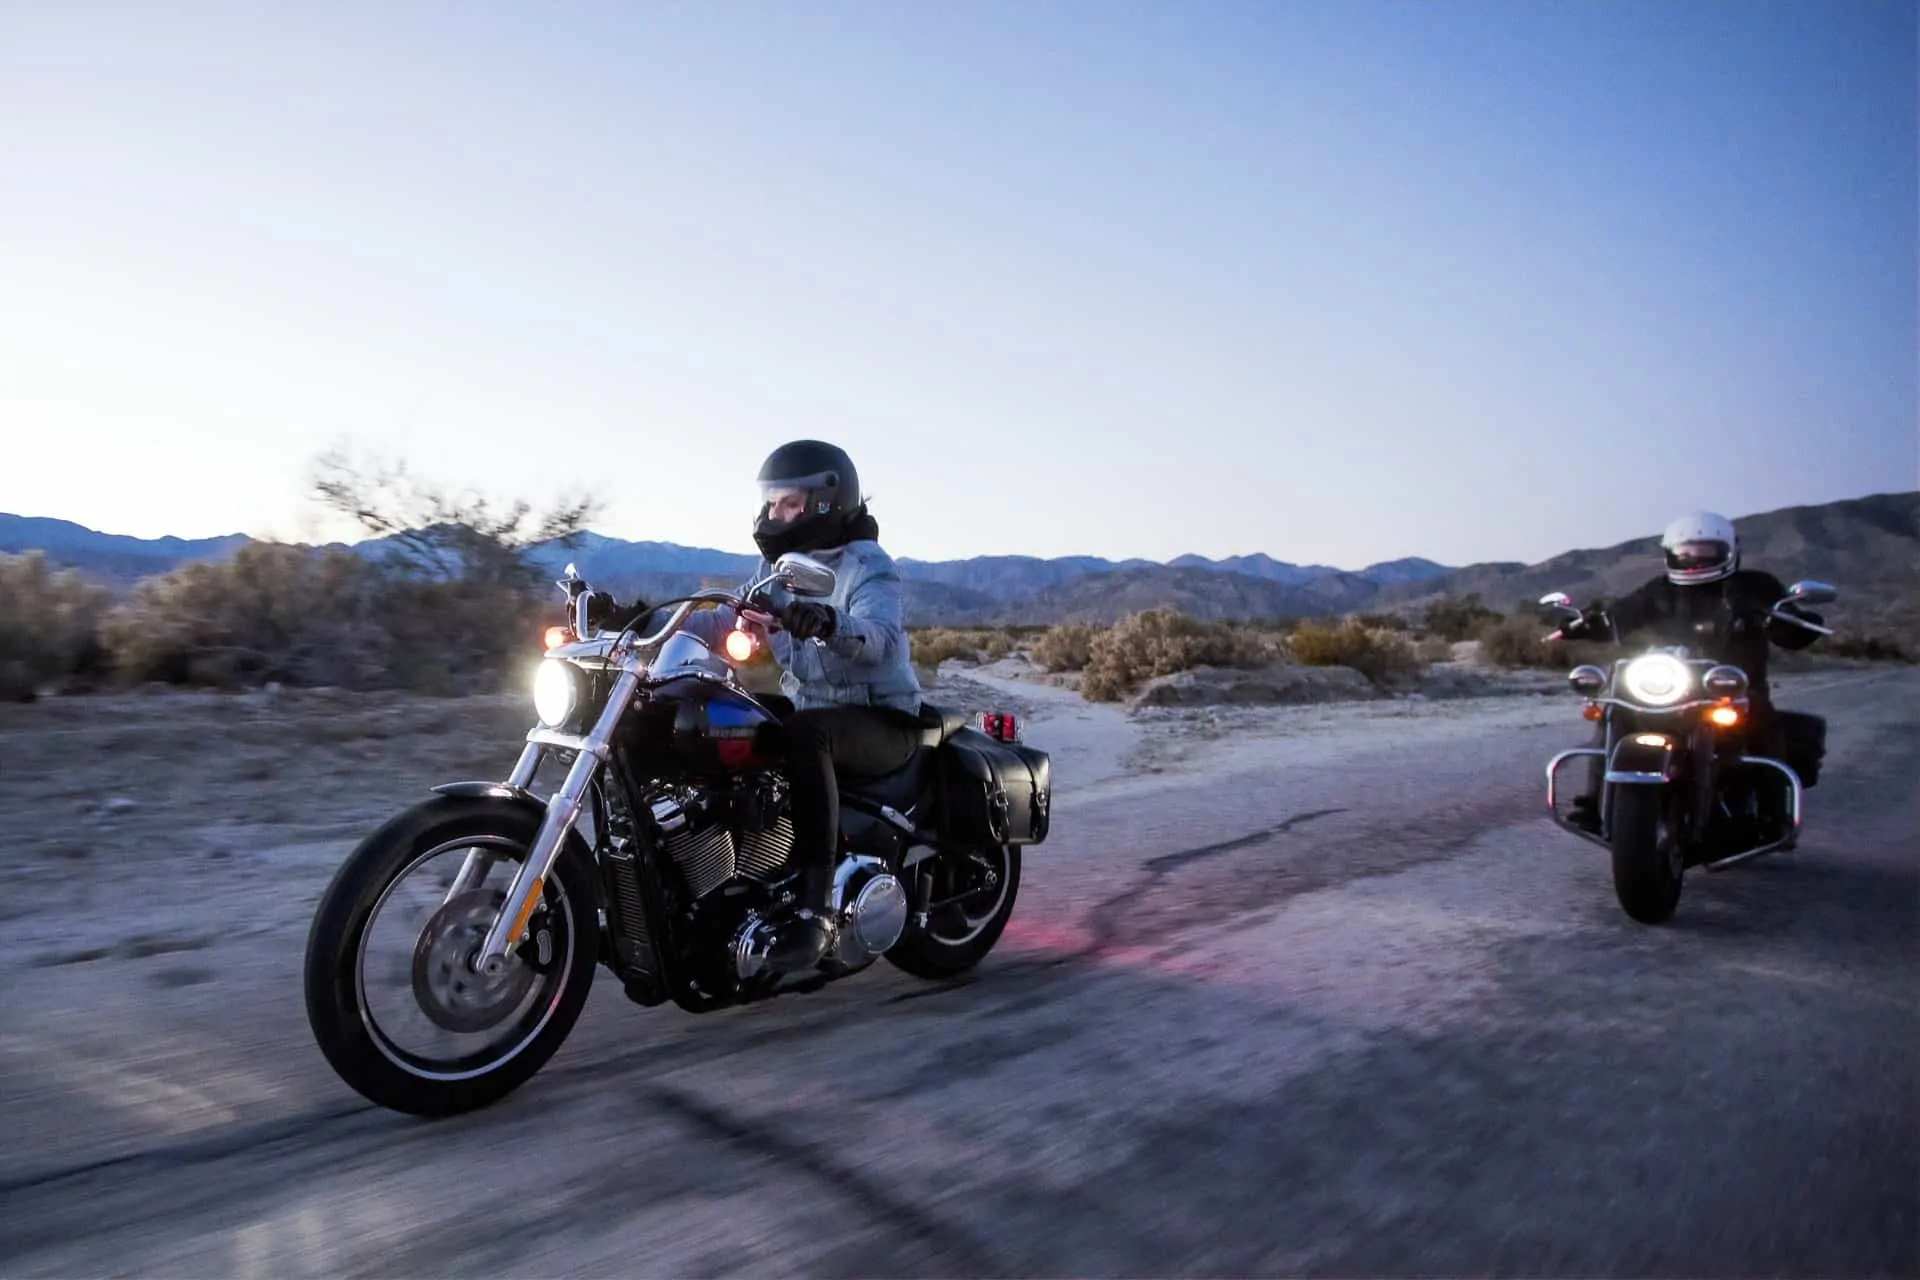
475, 668, 640, 974
444, 743, 550, 905
506, 742, 542, 789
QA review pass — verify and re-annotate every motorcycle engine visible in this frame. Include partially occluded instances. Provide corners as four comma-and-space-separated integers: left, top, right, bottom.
648, 777, 795, 899
732, 855, 909, 984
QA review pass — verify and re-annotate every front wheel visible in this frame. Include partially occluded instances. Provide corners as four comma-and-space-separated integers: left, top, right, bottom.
1609, 785, 1683, 924
886, 844, 1022, 979
303, 795, 600, 1117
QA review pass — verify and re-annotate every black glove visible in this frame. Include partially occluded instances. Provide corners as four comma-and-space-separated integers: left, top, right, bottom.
1563, 606, 1605, 639
781, 600, 838, 641
584, 591, 647, 630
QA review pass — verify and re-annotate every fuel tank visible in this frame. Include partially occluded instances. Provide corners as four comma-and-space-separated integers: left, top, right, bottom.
636, 675, 783, 774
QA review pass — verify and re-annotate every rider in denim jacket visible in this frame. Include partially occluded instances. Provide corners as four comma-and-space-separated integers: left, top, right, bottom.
592, 440, 925, 974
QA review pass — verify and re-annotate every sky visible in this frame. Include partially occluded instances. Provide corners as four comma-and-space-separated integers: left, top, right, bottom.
1, 0, 1914, 569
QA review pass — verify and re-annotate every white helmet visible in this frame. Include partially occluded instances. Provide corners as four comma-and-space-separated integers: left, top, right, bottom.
1661, 510, 1739, 585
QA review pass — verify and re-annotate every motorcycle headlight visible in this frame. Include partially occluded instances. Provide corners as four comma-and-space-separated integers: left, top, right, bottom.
533, 658, 581, 728
1621, 654, 1691, 707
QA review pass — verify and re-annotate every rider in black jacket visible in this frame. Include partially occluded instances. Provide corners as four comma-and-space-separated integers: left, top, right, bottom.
1561, 510, 1826, 832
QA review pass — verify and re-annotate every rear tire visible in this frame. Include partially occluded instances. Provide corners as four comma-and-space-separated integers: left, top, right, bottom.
886, 845, 1021, 979
1609, 785, 1683, 924
303, 795, 600, 1117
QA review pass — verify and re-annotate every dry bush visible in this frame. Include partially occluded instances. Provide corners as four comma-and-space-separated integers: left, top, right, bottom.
99, 543, 398, 689
1474, 614, 1564, 668
1031, 623, 1097, 672
1080, 608, 1278, 702
1473, 614, 1612, 669
310, 445, 598, 591
1826, 632, 1916, 663
100, 544, 559, 695
1285, 619, 1422, 683
1421, 593, 1503, 643
1415, 634, 1456, 664
374, 578, 554, 694
909, 627, 1015, 668
0, 552, 112, 699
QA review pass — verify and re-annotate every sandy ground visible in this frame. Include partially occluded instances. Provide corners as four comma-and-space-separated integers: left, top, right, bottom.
0, 663, 1913, 1276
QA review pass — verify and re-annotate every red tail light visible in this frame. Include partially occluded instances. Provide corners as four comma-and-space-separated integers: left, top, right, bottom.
981, 712, 1019, 742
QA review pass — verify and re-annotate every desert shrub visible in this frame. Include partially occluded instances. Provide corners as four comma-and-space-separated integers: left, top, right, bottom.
1031, 623, 1098, 671
1415, 634, 1457, 664
1080, 608, 1278, 702
1352, 612, 1411, 632
0, 552, 112, 699
1474, 614, 1564, 668
1285, 619, 1422, 683
97, 543, 560, 694
1828, 632, 1915, 663
1421, 593, 1503, 643
1474, 614, 1612, 669
99, 543, 394, 689
909, 627, 1015, 668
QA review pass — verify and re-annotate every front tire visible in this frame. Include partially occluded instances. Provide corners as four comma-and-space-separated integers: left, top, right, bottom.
887, 844, 1021, 979
1609, 785, 1683, 924
303, 795, 600, 1117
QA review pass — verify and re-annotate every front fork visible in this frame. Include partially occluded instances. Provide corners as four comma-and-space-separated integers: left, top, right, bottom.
473, 669, 641, 976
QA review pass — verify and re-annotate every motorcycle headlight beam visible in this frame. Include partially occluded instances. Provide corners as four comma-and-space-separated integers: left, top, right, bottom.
1621, 654, 1691, 707
533, 658, 582, 728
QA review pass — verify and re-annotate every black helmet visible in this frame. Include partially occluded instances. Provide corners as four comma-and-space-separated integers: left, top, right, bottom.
752, 439, 863, 560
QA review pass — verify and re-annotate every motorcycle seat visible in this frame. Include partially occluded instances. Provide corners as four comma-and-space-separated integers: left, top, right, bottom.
915, 701, 970, 748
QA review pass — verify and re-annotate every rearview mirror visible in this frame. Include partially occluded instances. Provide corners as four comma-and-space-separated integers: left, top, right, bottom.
1785, 580, 1836, 606
772, 552, 837, 598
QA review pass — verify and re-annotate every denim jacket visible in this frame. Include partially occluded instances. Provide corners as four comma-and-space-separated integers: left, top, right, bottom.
682, 539, 923, 715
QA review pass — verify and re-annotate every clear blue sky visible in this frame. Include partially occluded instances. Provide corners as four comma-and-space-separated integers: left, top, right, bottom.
2, 1, 1913, 568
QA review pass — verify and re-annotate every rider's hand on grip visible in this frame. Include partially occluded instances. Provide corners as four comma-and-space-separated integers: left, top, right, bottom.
781, 600, 838, 641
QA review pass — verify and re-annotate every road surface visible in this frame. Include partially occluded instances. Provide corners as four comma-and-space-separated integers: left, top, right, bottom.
1, 667, 1913, 1276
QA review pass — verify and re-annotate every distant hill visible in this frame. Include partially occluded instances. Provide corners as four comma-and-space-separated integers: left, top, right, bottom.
1386, 491, 1920, 616
0, 512, 1452, 605
3, 491, 1911, 629
0, 515, 251, 587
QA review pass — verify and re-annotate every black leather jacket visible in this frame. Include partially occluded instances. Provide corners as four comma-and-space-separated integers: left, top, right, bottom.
1573, 569, 1825, 699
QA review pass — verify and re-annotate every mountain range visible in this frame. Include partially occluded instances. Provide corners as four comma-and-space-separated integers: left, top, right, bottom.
3, 491, 1914, 627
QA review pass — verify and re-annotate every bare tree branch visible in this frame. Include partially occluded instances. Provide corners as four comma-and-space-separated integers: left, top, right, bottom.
306, 445, 605, 589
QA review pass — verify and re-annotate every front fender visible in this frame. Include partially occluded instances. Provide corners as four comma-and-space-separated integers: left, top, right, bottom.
429, 781, 599, 851
1606, 734, 1677, 785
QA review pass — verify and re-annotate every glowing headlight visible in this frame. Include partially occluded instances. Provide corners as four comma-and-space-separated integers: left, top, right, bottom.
533, 658, 579, 728
1622, 654, 1691, 707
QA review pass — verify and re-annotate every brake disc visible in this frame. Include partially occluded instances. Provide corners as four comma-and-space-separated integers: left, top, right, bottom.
410, 889, 545, 1034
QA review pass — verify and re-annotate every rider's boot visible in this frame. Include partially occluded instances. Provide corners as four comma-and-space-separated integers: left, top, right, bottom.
764, 863, 835, 975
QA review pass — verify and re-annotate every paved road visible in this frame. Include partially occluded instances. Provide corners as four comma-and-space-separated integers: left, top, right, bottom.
1, 668, 1913, 1277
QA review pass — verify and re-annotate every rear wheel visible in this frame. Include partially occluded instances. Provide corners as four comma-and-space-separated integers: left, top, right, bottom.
1609, 785, 1683, 924
303, 796, 601, 1117
886, 844, 1021, 979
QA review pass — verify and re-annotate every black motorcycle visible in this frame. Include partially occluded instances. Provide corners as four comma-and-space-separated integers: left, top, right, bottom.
303, 552, 1052, 1116
1538, 580, 1834, 923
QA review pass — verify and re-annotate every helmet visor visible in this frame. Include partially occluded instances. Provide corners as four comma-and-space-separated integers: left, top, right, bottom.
757, 472, 842, 528
1665, 539, 1732, 578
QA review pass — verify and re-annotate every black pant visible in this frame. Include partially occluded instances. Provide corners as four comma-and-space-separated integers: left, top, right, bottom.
780, 706, 924, 901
